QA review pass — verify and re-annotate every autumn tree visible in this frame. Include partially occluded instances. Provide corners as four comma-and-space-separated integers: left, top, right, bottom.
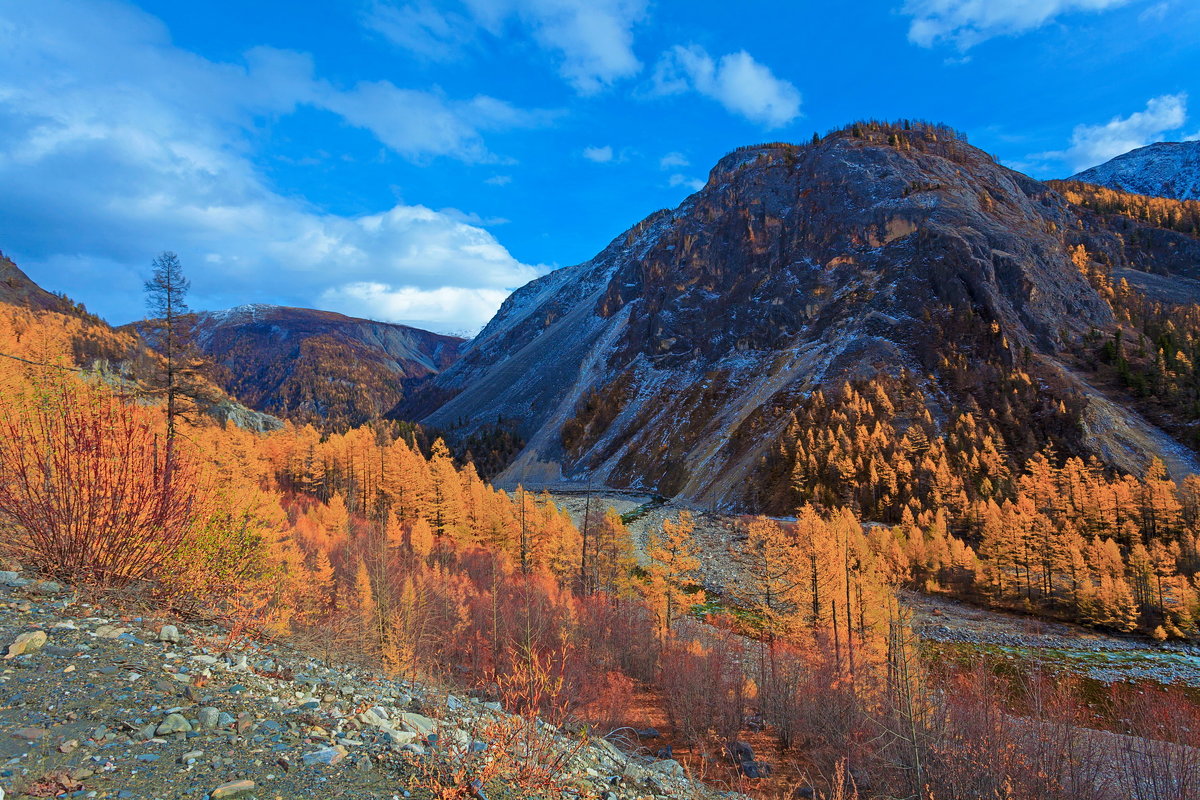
644, 511, 705, 638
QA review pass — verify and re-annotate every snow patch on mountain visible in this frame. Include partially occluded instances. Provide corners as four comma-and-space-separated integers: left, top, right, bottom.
1070, 141, 1200, 201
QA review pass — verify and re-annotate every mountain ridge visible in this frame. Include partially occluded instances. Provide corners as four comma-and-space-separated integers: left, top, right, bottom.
407, 122, 1200, 513
134, 304, 466, 432
1070, 140, 1200, 201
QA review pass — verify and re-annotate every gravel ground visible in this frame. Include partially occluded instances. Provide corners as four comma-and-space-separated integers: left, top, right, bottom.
0, 572, 743, 800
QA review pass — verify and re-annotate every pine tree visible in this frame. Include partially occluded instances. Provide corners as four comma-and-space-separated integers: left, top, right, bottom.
143, 251, 196, 476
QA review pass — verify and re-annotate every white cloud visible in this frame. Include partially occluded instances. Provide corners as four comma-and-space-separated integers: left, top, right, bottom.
317, 82, 552, 163
361, 1, 473, 61
903, 0, 1134, 49
652, 45, 801, 128
320, 283, 513, 334
659, 151, 689, 169
583, 145, 614, 163
370, 0, 646, 94
0, 0, 543, 333
485, 174, 513, 185
668, 173, 705, 191
1043, 93, 1189, 172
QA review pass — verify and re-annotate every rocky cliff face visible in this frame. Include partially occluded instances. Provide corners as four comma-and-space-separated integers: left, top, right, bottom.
178, 305, 464, 431
1071, 141, 1200, 201
412, 123, 1199, 508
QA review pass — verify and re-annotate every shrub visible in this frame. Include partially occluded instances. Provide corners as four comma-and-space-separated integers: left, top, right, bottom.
0, 375, 204, 586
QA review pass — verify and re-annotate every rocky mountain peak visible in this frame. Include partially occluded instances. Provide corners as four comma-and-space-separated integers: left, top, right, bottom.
406, 121, 1192, 508
1070, 140, 1200, 201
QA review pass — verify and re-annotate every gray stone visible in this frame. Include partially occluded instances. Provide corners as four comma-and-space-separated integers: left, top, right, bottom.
198, 707, 220, 729
156, 713, 193, 735
158, 625, 181, 643
398, 712, 436, 736
0, 571, 29, 587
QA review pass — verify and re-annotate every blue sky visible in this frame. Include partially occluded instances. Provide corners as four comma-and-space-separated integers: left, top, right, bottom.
1, 0, 1198, 333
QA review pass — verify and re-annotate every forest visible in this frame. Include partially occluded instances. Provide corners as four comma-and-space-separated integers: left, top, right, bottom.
0, 279, 1198, 799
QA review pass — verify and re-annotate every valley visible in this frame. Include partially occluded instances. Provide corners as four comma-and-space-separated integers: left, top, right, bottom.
5, 121, 1200, 799
550, 491, 1200, 689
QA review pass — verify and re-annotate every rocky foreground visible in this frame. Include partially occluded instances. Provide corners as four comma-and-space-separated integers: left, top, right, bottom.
0, 572, 738, 800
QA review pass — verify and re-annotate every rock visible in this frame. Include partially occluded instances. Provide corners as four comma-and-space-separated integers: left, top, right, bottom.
4, 630, 47, 658
13, 726, 49, 740
156, 713, 193, 735
93, 625, 128, 639
158, 624, 181, 643
211, 779, 255, 798
383, 729, 418, 746
635, 727, 661, 739
649, 759, 685, 779
301, 745, 348, 766
726, 740, 755, 764
793, 788, 816, 799
29, 580, 64, 594
198, 707, 220, 729
359, 709, 387, 727
398, 712, 436, 736
179, 750, 203, 764
217, 712, 236, 727
0, 571, 29, 587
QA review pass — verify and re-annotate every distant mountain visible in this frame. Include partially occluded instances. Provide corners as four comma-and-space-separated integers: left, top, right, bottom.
405, 122, 1200, 514
0, 251, 281, 432
159, 305, 466, 431
1070, 141, 1200, 201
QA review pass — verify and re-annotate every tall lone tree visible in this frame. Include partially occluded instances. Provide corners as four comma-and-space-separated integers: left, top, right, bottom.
144, 251, 192, 472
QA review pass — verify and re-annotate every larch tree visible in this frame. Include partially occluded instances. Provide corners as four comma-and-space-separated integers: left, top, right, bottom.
645, 511, 705, 638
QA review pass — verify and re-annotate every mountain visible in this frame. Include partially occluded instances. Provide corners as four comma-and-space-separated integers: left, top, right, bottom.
0, 251, 86, 315
1070, 141, 1200, 201
0, 252, 281, 432
176, 305, 465, 431
407, 121, 1200, 513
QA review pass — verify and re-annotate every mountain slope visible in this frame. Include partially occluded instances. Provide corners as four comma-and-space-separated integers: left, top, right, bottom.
0, 252, 281, 432
0, 251, 88, 316
1070, 141, 1200, 200
409, 122, 1200, 512
175, 305, 465, 431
